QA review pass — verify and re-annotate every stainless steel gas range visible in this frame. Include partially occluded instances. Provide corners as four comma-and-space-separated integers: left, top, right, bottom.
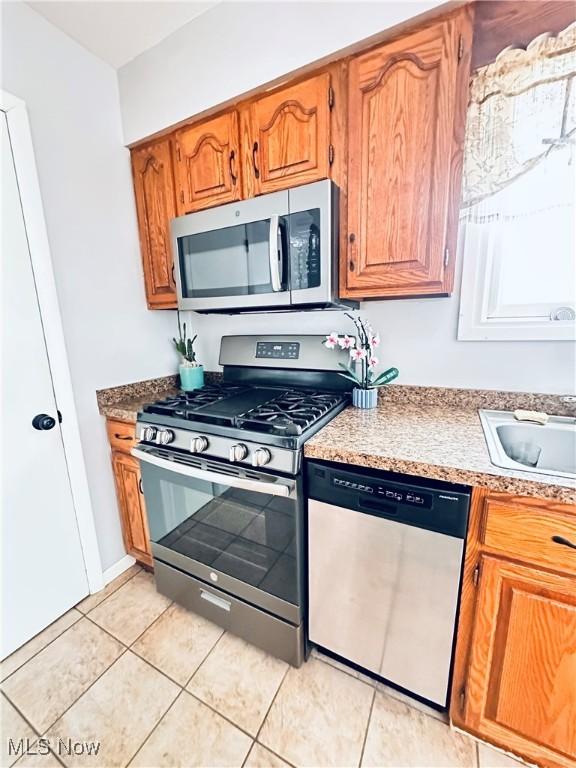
132, 335, 350, 666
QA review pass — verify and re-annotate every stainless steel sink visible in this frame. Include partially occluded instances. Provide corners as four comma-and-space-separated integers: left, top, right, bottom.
479, 410, 576, 480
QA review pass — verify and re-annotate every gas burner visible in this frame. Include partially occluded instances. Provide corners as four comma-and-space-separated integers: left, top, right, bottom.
143, 384, 248, 419
237, 389, 344, 436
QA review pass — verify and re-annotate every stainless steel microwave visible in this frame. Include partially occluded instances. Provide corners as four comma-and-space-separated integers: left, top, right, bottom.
171, 180, 355, 313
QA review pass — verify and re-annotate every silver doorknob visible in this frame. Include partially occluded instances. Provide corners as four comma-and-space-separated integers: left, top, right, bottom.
142, 426, 157, 442
156, 429, 174, 445
229, 443, 248, 462
191, 436, 209, 453
252, 447, 271, 467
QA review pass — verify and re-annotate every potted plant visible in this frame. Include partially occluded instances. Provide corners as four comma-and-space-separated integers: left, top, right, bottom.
173, 313, 204, 391
324, 313, 398, 408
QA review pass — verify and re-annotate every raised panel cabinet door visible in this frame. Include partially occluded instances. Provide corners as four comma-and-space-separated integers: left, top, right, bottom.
111, 452, 153, 568
131, 139, 177, 309
344, 9, 472, 298
174, 111, 242, 214
464, 555, 576, 767
243, 73, 332, 197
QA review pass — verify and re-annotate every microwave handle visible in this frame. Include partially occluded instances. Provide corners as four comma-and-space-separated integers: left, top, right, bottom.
269, 215, 283, 292
132, 447, 292, 497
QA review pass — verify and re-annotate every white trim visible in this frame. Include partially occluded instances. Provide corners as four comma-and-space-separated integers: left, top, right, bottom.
457, 218, 576, 342
1, 90, 104, 592
103, 555, 136, 586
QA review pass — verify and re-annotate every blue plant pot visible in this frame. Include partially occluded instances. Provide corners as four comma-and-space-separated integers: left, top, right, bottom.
352, 387, 378, 409
179, 364, 204, 391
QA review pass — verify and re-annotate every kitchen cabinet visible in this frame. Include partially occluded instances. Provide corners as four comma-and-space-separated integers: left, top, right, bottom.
131, 138, 178, 309
342, 8, 473, 299
451, 489, 576, 768
241, 72, 333, 198
174, 111, 242, 214
106, 418, 152, 568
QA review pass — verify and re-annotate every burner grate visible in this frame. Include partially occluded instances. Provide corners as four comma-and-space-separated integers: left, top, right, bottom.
237, 390, 344, 435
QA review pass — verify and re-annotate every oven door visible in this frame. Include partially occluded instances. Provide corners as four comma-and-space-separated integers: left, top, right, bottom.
132, 446, 302, 624
172, 191, 291, 312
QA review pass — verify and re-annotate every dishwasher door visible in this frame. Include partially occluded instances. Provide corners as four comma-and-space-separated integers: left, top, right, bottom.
308, 498, 464, 707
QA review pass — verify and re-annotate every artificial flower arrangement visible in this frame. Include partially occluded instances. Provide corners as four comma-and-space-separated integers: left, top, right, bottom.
324, 313, 398, 407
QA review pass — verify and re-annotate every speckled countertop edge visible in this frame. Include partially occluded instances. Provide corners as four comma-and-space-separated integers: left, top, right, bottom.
305, 400, 576, 503
96, 372, 222, 422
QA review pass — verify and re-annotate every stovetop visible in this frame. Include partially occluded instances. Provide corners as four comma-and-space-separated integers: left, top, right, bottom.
142, 383, 347, 438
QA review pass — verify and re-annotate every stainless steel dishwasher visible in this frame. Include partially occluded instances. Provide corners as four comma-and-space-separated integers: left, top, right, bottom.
307, 461, 470, 709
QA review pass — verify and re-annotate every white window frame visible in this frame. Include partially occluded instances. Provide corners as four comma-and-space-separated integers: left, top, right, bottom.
457, 214, 576, 342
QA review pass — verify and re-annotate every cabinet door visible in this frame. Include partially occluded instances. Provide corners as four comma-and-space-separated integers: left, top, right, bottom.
343, 9, 472, 298
131, 139, 178, 309
111, 452, 153, 568
242, 73, 332, 197
174, 111, 242, 214
465, 555, 576, 767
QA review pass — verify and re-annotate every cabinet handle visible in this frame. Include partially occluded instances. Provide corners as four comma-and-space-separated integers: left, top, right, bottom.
552, 535, 576, 550
349, 233, 356, 271
115, 434, 133, 441
139, 478, 143, 494
229, 149, 237, 185
171, 264, 175, 286
252, 142, 260, 179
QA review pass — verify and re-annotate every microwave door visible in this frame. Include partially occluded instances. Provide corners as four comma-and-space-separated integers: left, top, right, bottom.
287, 180, 336, 307
172, 191, 290, 312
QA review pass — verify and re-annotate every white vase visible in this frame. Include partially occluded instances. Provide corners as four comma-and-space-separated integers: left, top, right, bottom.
352, 387, 378, 409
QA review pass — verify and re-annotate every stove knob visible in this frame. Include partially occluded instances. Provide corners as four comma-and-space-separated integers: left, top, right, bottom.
191, 436, 209, 453
141, 426, 157, 442
252, 447, 271, 467
229, 443, 248, 462
156, 429, 174, 445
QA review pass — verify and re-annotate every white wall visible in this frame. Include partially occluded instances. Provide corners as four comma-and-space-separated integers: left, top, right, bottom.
118, 1, 443, 145
120, 0, 574, 395
2, 2, 180, 571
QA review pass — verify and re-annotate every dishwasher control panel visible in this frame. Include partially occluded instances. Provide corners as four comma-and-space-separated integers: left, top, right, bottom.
333, 477, 432, 508
308, 461, 470, 539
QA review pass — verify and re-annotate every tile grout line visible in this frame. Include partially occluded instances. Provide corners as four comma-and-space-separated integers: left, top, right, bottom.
358, 687, 377, 768
76, 565, 142, 615
38, 648, 130, 739
0, 612, 84, 685
125, 687, 186, 767
182, 629, 227, 690
185, 687, 259, 743
249, 664, 296, 768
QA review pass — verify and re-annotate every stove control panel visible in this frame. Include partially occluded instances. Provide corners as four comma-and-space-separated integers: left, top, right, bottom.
255, 341, 300, 360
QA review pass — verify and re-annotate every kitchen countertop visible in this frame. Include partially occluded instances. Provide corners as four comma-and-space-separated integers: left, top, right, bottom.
96, 372, 221, 422
304, 390, 576, 504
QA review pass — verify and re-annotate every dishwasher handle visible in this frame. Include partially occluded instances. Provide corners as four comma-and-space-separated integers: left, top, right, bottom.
358, 498, 398, 518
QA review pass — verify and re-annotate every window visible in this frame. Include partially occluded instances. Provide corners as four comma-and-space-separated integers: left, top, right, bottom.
458, 26, 576, 341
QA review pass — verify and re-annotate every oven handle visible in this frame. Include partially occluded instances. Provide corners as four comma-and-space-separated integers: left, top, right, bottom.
269, 214, 283, 292
131, 447, 292, 497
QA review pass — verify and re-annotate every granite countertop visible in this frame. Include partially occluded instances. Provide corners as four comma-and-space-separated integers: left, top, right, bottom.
304, 388, 576, 504
96, 373, 222, 422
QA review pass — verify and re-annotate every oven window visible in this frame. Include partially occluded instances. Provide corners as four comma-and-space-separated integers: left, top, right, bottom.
178, 219, 285, 298
142, 463, 298, 605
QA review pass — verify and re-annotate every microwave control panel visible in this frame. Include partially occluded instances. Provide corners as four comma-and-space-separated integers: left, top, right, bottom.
256, 341, 300, 360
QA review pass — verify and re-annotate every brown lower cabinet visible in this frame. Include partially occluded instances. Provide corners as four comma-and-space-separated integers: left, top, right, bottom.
106, 418, 153, 568
451, 488, 576, 768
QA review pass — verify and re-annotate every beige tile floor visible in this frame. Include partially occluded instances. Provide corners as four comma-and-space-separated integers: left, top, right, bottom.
1, 566, 529, 768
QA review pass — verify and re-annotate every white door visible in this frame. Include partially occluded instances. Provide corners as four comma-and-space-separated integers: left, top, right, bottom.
1, 112, 88, 658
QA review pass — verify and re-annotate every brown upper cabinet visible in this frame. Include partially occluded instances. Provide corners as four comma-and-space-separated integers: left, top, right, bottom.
241, 73, 333, 198
342, 8, 473, 299
131, 138, 178, 309
174, 110, 243, 215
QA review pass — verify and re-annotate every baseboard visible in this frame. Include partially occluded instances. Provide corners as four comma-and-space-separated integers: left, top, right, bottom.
102, 554, 136, 585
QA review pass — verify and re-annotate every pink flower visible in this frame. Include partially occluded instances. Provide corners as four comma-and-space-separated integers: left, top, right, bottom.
338, 334, 356, 350
369, 333, 381, 349
350, 347, 366, 362
368, 356, 379, 369
324, 332, 339, 349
